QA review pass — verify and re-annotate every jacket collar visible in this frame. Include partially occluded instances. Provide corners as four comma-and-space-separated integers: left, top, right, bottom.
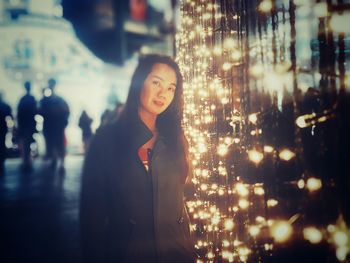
115, 115, 153, 151
113, 113, 167, 154
130, 115, 154, 151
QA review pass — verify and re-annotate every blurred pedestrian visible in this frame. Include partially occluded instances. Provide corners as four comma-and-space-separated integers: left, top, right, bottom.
100, 102, 125, 127
0, 92, 12, 175
78, 110, 93, 153
17, 81, 37, 171
100, 108, 113, 127
39, 78, 69, 173
80, 54, 196, 263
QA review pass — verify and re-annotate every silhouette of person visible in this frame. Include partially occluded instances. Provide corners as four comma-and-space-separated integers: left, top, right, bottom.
0, 92, 12, 175
100, 102, 125, 127
39, 78, 70, 172
17, 81, 37, 170
78, 110, 93, 153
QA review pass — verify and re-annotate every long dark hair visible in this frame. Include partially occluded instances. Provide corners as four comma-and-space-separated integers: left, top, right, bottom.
122, 54, 188, 180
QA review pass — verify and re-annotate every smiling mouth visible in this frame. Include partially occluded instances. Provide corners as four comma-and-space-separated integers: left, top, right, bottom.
153, 100, 164, 107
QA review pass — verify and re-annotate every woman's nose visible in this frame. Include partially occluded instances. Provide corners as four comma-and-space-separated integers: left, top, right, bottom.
157, 87, 166, 98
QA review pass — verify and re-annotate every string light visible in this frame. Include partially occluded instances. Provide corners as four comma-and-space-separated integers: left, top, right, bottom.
270, 220, 293, 243
259, 0, 273, 13
279, 149, 296, 161
303, 227, 323, 244
176, 0, 348, 261
248, 149, 264, 164
306, 178, 322, 192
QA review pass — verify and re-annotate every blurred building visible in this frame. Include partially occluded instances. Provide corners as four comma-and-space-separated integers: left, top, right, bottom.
62, 0, 177, 64
0, 0, 176, 154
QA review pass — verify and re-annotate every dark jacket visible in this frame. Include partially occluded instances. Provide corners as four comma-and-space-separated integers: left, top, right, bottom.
39, 94, 69, 132
80, 116, 195, 263
17, 94, 37, 137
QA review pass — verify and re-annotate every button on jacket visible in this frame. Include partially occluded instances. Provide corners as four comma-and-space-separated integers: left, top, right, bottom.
80, 116, 195, 263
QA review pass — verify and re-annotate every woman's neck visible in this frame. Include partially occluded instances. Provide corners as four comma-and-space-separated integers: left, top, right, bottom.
138, 109, 157, 134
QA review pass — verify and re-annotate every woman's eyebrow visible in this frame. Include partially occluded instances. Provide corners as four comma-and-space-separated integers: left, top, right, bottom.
152, 75, 177, 87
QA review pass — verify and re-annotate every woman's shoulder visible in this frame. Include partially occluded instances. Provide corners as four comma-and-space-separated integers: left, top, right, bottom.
93, 119, 128, 146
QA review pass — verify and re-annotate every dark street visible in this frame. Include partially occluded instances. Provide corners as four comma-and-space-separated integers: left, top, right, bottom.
1, 156, 83, 263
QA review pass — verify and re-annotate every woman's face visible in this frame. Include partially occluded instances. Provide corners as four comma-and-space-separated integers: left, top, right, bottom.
139, 63, 177, 117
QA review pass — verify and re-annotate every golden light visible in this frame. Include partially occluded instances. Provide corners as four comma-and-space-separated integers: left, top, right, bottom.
328, 224, 335, 232
248, 149, 264, 164
264, 145, 274, 153
218, 188, 225, 196
235, 183, 249, 197
231, 50, 242, 61
233, 138, 240, 144
254, 186, 265, 196
222, 250, 234, 262
211, 183, 218, 190
256, 216, 266, 223
259, 0, 273, 13
249, 64, 264, 78
270, 220, 293, 243
198, 142, 207, 154
222, 62, 232, 71
217, 144, 229, 156
248, 113, 258, 124
237, 247, 251, 261
264, 243, 273, 250
207, 251, 215, 259
296, 115, 307, 128
345, 75, 350, 89
279, 149, 296, 161
224, 219, 235, 231
233, 239, 242, 246
204, 115, 213, 123
249, 225, 261, 237
221, 97, 229, 104
222, 137, 232, 146
218, 166, 227, 176
223, 37, 236, 49
238, 199, 249, 209
202, 169, 209, 177
213, 46, 222, 55
303, 227, 323, 244
297, 179, 305, 189
263, 72, 284, 92
200, 184, 208, 191
222, 239, 230, 247
267, 199, 278, 207
306, 177, 322, 192
336, 247, 348, 261
334, 231, 348, 247
211, 215, 221, 225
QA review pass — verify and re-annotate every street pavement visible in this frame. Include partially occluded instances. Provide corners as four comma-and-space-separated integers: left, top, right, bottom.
0, 156, 83, 263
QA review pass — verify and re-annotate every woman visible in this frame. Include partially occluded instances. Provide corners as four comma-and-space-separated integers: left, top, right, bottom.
80, 54, 196, 263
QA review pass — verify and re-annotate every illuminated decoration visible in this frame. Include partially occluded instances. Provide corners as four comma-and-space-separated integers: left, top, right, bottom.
279, 149, 295, 161
327, 215, 350, 261
269, 220, 293, 243
177, 0, 350, 261
303, 227, 323, 244
306, 177, 322, 192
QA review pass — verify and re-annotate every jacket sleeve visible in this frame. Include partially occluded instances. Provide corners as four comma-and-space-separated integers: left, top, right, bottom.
80, 130, 109, 263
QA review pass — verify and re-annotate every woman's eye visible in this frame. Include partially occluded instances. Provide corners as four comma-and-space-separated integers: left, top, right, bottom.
168, 87, 175, 93
153, 80, 160, 86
